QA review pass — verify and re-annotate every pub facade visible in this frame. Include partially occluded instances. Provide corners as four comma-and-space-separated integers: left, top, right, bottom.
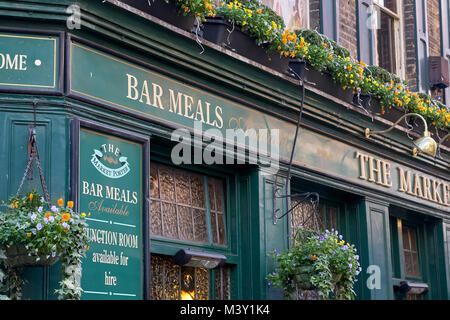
0, 0, 449, 300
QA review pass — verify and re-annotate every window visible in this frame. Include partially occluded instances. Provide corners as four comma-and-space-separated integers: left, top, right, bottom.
402, 225, 420, 278
150, 163, 226, 246
290, 197, 339, 236
390, 217, 427, 300
358, 0, 404, 77
149, 163, 231, 300
150, 254, 231, 300
373, 0, 403, 75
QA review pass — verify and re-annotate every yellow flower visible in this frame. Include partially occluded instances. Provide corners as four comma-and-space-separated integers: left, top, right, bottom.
81, 213, 86, 217
27, 232, 31, 237
57, 198, 64, 207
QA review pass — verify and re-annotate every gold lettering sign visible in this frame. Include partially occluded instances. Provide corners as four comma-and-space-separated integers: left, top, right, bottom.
355, 151, 450, 207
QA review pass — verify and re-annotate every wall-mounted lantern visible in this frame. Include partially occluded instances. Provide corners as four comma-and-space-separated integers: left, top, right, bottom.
365, 113, 437, 157
173, 249, 226, 269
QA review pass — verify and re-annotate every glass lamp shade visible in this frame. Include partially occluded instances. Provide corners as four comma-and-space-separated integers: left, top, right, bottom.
413, 132, 437, 157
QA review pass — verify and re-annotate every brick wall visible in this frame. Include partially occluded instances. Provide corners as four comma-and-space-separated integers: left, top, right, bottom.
338, 0, 358, 58
428, 0, 441, 57
403, 0, 417, 90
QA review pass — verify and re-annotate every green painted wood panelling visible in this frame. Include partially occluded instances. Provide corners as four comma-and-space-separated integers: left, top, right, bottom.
0, 103, 68, 299
358, 198, 394, 300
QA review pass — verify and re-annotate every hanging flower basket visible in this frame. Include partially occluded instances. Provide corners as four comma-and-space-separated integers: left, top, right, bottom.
0, 128, 89, 299
301, 62, 354, 104
293, 265, 314, 290
266, 226, 362, 300
3, 244, 60, 268
202, 16, 289, 73
119, 0, 196, 32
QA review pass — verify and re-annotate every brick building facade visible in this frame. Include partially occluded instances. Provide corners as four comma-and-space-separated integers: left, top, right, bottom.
264, 0, 450, 102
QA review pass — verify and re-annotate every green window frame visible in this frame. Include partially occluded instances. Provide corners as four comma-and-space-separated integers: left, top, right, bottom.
148, 149, 238, 300
390, 216, 428, 300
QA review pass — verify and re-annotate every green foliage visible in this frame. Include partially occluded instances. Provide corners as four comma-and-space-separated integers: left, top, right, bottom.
216, 0, 285, 50
156, 0, 215, 19
267, 226, 361, 300
294, 29, 351, 59
0, 189, 89, 300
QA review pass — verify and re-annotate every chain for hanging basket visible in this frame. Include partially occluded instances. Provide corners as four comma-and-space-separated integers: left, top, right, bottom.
14, 110, 52, 207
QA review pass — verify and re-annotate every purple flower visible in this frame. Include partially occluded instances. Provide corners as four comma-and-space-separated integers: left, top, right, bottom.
43, 217, 48, 224
339, 234, 343, 240
298, 224, 303, 229
355, 255, 359, 260
30, 213, 37, 223
51, 205, 58, 213
348, 263, 353, 269
49, 216, 55, 223
268, 280, 272, 287
51, 252, 56, 258
292, 262, 296, 267
36, 223, 43, 231
342, 245, 348, 250
332, 251, 335, 255
38, 206, 43, 213
32, 228, 37, 235
40, 197, 45, 202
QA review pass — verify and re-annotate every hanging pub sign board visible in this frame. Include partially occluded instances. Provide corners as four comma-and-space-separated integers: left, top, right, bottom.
74, 120, 149, 300
0, 29, 63, 93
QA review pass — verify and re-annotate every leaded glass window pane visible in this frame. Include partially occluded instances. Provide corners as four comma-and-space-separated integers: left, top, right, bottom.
215, 265, 231, 300
150, 254, 210, 300
402, 226, 420, 278
149, 164, 226, 245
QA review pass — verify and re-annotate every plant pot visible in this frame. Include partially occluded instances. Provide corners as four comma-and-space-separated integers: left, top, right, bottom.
119, 0, 196, 32
201, 16, 289, 74
288, 59, 306, 80
302, 63, 354, 104
353, 93, 382, 114
4, 244, 59, 268
293, 265, 314, 290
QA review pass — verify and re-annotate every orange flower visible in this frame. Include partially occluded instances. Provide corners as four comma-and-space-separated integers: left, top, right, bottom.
57, 198, 64, 206
321, 43, 327, 47
62, 213, 70, 221
45, 212, 52, 218
29, 194, 33, 201
257, 8, 262, 14
184, 7, 188, 12
10, 203, 14, 209
328, 54, 333, 61
312, 255, 317, 261
67, 201, 74, 208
